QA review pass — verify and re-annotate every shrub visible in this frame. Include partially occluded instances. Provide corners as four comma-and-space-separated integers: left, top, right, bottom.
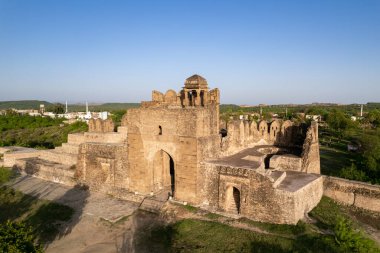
334, 216, 379, 253
0, 220, 43, 253
339, 164, 368, 181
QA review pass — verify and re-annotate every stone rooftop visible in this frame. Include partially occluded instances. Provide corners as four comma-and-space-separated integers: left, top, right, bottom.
205, 145, 321, 193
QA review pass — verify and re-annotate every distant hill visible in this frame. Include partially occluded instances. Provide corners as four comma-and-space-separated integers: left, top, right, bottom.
0, 100, 52, 110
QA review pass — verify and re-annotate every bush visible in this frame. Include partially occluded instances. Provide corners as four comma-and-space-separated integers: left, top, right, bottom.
0, 167, 13, 185
334, 216, 378, 253
0, 220, 43, 253
339, 164, 368, 182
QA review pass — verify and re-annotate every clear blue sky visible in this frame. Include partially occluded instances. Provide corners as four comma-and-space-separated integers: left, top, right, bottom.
0, 0, 379, 104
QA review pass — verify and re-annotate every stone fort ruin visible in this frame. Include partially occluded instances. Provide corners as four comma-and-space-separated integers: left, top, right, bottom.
8, 75, 323, 224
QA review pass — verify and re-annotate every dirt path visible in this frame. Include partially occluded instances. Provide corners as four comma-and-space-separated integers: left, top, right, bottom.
7, 176, 143, 253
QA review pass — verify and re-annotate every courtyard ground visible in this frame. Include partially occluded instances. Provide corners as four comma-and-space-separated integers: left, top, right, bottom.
1, 170, 379, 252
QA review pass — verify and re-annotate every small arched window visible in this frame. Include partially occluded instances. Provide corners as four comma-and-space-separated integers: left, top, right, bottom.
159, 125, 162, 135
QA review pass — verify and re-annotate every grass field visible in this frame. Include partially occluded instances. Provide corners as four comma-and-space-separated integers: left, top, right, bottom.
320, 145, 360, 176
136, 197, 380, 253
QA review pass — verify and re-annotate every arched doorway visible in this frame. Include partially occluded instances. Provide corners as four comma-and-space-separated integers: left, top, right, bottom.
226, 186, 241, 214
153, 150, 175, 197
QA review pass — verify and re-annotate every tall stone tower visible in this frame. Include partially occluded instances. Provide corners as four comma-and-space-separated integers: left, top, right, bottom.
126, 75, 220, 203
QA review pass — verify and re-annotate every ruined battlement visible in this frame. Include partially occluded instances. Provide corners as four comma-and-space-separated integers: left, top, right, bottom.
141, 75, 220, 108
88, 118, 115, 133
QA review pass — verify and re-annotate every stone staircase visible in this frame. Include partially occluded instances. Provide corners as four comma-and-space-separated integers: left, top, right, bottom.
15, 157, 77, 186
227, 190, 240, 214
139, 197, 166, 213
15, 140, 81, 186
138, 187, 170, 213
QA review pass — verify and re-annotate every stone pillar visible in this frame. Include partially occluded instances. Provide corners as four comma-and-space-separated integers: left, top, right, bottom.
183, 89, 189, 106
195, 90, 201, 107
202, 89, 208, 106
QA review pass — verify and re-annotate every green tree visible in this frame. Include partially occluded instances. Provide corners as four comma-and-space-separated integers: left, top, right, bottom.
0, 220, 43, 253
326, 110, 350, 131
50, 103, 65, 114
110, 110, 126, 125
359, 130, 380, 183
334, 216, 378, 253
365, 110, 380, 127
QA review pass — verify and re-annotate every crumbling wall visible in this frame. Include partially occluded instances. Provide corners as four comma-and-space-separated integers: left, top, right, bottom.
88, 118, 115, 133
323, 176, 380, 212
220, 119, 307, 156
270, 155, 302, 171
301, 122, 320, 173
76, 143, 129, 192
199, 163, 323, 224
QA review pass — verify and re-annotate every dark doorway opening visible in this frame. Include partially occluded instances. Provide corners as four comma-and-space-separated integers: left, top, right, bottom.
264, 154, 274, 169
220, 128, 228, 138
233, 187, 241, 214
169, 156, 175, 197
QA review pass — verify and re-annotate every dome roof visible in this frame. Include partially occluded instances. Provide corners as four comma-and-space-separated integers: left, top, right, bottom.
184, 74, 208, 89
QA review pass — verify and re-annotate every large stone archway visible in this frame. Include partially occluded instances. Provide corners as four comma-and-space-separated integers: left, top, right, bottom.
153, 150, 175, 197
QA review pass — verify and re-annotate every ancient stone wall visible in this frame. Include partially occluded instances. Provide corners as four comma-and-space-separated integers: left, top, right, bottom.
76, 143, 129, 192
3, 147, 40, 167
126, 103, 220, 203
88, 118, 115, 133
301, 122, 320, 173
293, 176, 324, 221
270, 155, 302, 171
220, 119, 308, 156
198, 163, 323, 224
323, 176, 380, 212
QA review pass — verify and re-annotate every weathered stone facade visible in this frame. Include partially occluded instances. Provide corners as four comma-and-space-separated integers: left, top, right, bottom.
10, 74, 324, 224
323, 176, 380, 212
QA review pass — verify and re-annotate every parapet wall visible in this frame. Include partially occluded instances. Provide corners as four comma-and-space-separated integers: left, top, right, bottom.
220, 119, 307, 155
141, 88, 220, 108
88, 118, 115, 133
323, 176, 380, 212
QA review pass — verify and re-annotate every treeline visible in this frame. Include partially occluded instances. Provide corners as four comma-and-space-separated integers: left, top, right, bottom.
0, 111, 64, 132
220, 104, 380, 120
0, 113, 87, 149
0, 100, 52, 110
47, 103, 139, 113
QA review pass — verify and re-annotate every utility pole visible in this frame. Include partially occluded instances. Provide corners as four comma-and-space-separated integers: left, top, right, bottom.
360, 104, 363, 117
